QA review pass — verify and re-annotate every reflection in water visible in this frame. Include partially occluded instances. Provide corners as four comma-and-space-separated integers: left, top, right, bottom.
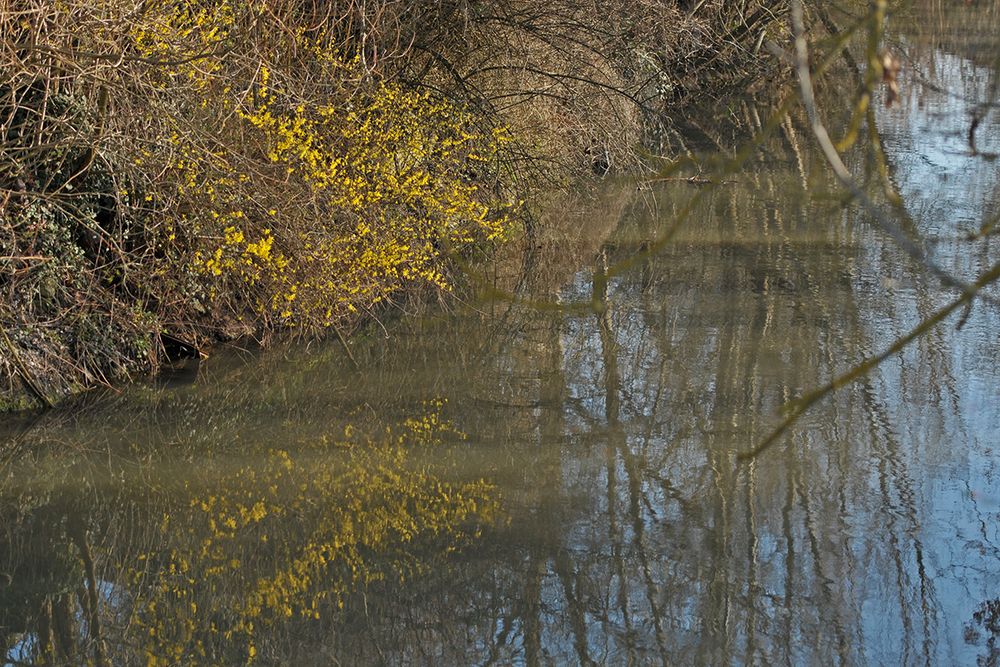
3, 3, 1000, 665
0, 404, 499, 664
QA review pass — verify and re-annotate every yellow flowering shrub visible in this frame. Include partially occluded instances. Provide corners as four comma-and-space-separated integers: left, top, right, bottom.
124, 1, 513, 332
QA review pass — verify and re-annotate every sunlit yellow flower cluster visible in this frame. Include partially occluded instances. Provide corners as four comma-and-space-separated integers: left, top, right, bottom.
225, 58, 511, 325
131, 0, 247, 90
128, 3, 513, 330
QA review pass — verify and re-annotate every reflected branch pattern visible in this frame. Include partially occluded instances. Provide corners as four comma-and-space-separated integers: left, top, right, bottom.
2, 1, 1000, 665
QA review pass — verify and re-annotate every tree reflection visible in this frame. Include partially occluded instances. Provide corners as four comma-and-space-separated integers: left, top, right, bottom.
308, 2, 1000, 661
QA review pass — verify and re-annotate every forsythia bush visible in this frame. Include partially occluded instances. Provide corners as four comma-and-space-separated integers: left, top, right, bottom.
128, 0, 512, 330
0, 0, 513, 403
2, 0, 777, 402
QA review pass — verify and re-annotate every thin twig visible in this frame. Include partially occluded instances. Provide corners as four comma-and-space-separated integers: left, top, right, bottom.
738, 259, 1000, 461
788, 0, 999, 306
332, 323, 360, 370
737, 1, 1000, 461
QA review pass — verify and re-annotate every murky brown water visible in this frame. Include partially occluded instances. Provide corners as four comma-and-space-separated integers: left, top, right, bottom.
3, 3, 1000, 665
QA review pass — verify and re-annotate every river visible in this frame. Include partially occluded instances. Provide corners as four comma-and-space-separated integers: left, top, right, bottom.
2, 3, 1000, 665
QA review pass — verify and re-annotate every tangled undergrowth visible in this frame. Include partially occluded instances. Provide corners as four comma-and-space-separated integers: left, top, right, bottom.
0, 0, 785, 408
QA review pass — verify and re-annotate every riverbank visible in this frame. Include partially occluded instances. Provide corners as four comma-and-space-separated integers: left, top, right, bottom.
0, 0, 787, 409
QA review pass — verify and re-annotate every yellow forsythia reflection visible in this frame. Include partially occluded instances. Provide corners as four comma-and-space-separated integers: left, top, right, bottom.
132, 404, 500, 665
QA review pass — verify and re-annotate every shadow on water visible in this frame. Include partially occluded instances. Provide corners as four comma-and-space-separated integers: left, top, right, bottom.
3, 1, 1000, 664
